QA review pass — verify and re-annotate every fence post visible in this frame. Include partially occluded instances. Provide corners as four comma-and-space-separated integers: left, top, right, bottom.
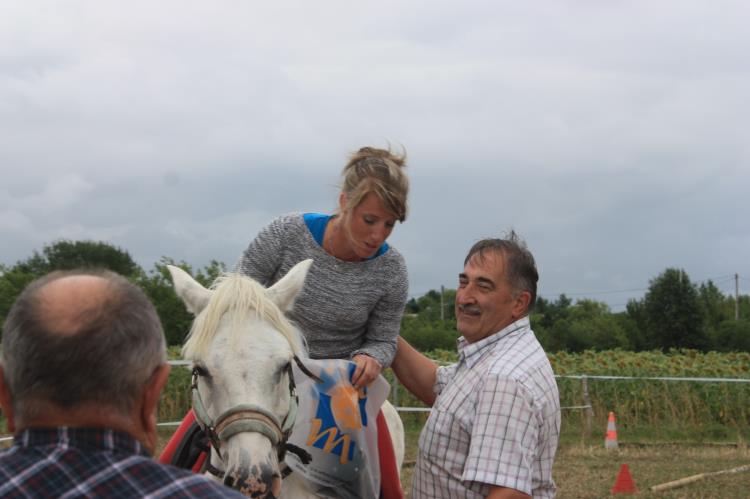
581, 375, 593, 438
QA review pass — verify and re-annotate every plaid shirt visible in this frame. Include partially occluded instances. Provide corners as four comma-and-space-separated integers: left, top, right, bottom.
412, 317, 560, 498
0, 427, 244, 498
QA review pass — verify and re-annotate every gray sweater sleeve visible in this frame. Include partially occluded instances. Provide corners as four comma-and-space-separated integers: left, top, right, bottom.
351, 256, 408, 367
235, 213, 408, 367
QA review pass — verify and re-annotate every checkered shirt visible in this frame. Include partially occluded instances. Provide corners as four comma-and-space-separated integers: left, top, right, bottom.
0, 427, 245, 498
412, 317, 560, 498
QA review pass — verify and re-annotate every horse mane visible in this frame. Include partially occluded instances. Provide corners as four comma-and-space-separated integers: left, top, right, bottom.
181, 273, 305, 360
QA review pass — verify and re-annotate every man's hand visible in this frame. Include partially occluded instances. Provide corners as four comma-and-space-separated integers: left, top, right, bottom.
351, 354, 382, 389
487, 486, 531, 499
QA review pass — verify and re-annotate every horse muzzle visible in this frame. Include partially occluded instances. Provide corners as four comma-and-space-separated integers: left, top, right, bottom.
222, 433, 283, 498
223, 464, 282, 498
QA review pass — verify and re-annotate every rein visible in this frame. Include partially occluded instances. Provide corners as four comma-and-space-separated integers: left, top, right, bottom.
190, 354, 320, 479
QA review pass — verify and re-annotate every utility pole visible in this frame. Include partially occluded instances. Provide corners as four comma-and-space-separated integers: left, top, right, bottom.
736, 273, 740, 321
440, 285, 445, 322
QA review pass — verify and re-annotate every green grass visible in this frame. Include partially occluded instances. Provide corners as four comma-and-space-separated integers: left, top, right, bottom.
552, 443, 750, 498
397, 420, 750, 498
559, 411, 750, 446
159, 363, 192, 422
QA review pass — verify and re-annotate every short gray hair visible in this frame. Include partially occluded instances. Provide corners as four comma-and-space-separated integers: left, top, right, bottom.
464, 230, 539, 311
1, 270, 166, 419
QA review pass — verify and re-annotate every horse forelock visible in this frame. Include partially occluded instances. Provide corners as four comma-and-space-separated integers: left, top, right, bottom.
181, 273, 305, 361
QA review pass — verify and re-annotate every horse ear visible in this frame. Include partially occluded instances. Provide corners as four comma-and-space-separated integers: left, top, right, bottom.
267, 259, 313, 312
167, 265, 211, 315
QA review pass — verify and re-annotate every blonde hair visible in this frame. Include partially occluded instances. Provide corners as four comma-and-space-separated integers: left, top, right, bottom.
339, 146, 409, 222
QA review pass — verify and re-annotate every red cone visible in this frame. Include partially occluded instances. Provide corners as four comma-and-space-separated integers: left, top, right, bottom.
611, 463, 637, 494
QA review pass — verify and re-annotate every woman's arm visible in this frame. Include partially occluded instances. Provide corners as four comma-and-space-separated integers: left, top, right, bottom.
350, 253, 408, 386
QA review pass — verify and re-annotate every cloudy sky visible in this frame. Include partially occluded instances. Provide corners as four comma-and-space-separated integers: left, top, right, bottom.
1, 1, 748, 311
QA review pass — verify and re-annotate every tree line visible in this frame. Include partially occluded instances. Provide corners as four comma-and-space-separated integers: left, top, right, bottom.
0, 240, 223, 346
1, 240, 749, 353
403, 269, 750, 353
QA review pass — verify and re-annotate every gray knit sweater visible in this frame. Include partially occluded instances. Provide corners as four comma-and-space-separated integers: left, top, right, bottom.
236, 213, 409, 367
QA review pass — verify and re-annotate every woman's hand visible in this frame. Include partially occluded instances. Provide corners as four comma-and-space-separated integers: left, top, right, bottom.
351, 354, 382, 389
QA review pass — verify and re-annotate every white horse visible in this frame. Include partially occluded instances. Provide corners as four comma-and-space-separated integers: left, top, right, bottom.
168, 260, 405, 498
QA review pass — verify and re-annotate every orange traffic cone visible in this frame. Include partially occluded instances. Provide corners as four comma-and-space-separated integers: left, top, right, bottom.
605, 411, 619, 449
611, 463, 637, 494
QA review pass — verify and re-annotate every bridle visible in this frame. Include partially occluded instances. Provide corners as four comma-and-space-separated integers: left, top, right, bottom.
190, 354, 322, 479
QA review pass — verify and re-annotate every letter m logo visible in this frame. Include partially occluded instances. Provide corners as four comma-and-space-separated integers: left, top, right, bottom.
306, 393, 357, 464
306, 418, 356, 465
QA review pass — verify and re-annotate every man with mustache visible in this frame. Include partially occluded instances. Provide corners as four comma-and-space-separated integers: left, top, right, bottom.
392, 233, 560, 498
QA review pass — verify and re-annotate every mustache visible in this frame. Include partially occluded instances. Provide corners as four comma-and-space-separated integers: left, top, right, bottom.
458, 304, 481, 315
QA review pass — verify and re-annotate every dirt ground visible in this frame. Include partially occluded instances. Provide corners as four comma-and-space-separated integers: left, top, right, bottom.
400, 442, 750, 498
154, 426, 749, 498
551, 443, 750, 498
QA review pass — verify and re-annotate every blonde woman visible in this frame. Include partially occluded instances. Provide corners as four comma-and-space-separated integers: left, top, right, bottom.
237, 146, 409, 389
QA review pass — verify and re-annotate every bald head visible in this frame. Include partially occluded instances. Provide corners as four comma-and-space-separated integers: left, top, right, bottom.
36, 275, 112, 337
1, 270, 166, 425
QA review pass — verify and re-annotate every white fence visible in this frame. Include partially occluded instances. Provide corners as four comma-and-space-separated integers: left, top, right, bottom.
2, 369, 748, 443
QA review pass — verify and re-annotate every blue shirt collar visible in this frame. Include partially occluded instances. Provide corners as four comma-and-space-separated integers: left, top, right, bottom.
303, 212, 389, 259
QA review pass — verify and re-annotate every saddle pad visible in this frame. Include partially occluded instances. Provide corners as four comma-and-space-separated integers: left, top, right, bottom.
287, 358, 390, 499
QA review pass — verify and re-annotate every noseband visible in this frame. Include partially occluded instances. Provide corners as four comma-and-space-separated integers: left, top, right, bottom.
190, 355, 321, 478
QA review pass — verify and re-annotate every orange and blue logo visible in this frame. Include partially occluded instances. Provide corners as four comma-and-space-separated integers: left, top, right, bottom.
305, 363, 368, 465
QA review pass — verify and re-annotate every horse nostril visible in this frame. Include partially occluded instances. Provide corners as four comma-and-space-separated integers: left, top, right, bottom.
223, 467, 279, 498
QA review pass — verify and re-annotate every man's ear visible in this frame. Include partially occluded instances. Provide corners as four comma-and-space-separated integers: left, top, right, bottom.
139, 363, 171, 453
512, 291, 532, 319
0, 365, 16, 433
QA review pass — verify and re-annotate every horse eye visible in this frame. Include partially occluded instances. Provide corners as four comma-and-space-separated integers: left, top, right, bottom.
192, 365, 209, 377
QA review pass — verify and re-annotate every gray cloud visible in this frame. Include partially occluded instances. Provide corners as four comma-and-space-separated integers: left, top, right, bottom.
1, 1, 749, 310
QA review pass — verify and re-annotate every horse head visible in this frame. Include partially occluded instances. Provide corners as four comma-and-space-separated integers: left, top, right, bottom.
168, 260, 312, 498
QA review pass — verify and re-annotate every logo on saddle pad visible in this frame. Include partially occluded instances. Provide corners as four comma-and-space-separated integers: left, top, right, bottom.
287, 358, 389, 497
306, 363, 368, 464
